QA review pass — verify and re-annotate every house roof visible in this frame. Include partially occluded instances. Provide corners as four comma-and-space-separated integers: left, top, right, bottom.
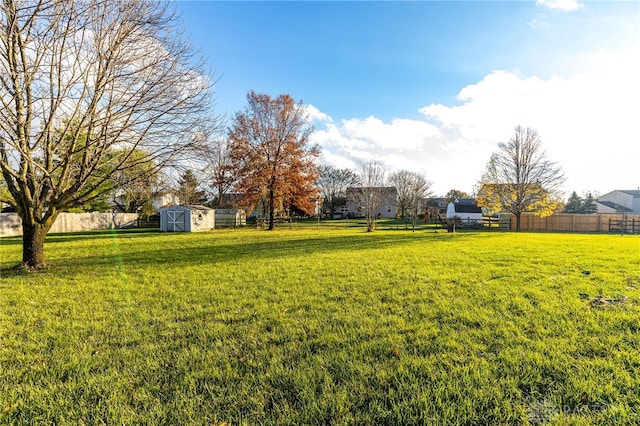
597, 201, 634, 213
346, 186, 397, 192
617, 190, 640, 197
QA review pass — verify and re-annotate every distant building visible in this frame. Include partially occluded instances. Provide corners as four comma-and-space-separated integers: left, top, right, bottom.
344, 187, 398, 219
424, 197, 447, 222
446, 199, 483, 226
426, 197, 447, 212
153, 192, 181, 211
597, 190, 640, 214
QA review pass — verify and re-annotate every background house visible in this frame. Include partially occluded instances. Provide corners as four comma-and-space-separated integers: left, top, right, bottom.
597, 190, 640, 214
153, 192, 181, 211
345, 187, 398, 219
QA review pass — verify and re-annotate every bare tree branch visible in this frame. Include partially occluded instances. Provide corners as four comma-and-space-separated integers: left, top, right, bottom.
353, 160, 390, 232
317, 165, 359, 216
390, 170, 433, 231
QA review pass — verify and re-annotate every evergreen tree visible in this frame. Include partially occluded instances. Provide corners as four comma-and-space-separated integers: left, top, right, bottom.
178, 170, 207, 205
563, 191, 583, 213
583, 192, 598, 214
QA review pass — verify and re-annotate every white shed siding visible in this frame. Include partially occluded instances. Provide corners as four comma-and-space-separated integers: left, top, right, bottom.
160, 205, 215, 232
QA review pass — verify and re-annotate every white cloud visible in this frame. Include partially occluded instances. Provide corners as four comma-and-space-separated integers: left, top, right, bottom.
527, 18, 550, 30
340, 116, 441, 151
305, 104, 332, 123
536, 0, 583, 12
310, 114, 488, 194
311, 45, 640, 196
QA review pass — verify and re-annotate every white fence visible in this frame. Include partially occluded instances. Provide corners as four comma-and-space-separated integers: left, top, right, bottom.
0, 212, 139, 237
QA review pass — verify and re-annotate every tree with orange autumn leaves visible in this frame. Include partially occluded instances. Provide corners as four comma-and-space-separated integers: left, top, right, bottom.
228, 91, 320, 230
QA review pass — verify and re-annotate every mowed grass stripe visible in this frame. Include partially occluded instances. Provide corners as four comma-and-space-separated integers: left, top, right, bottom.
1, 229, 639, 424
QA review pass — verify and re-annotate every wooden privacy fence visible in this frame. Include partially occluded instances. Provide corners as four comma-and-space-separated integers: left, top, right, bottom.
509, 213, 640, 233
0, 212, 138, 237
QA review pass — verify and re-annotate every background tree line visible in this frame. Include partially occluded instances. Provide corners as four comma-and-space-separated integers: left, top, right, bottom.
563, 191, 598, 214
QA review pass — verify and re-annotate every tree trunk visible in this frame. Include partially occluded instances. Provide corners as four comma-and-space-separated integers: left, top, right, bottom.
22, 222, 49, 269
516, 213, 521, 231
268, 189, 275, 231
366, 214, 376, 232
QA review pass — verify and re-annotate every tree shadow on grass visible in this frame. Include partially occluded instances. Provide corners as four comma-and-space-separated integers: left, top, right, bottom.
0, 265, 27, 278
57, 230, 494, 273
0, 229, 165, 246
3, 228, 498, 278
44, 228, 164, 244
1, 229, 166, 274
0, 236, 22, 246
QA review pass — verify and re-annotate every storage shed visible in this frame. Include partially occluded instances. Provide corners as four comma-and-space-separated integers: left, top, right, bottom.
160, 205, 215, 232
446, 201, 483, 226
214, 209, 246, 228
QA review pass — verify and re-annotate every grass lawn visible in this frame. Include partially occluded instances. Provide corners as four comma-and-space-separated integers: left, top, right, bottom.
1, 227, 639, 425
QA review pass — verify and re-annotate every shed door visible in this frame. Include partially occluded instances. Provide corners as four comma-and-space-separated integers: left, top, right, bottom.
167, 210, 186, 231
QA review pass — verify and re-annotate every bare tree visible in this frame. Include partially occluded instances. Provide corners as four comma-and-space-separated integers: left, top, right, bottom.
355, 160, 389, 232
317, 165, 359, 216
203, 137, 236, 208
110, 149, 159, 213
0, 0, 218, 268
477, 126, 565, 231
390, 170, 433, 232
389, 170, 433, 218
389, 170, 411, 218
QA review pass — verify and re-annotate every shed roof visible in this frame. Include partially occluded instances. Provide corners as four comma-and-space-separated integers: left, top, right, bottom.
160, 204, 212, 211
455, 198, 477, 205
453, 202, 482, 213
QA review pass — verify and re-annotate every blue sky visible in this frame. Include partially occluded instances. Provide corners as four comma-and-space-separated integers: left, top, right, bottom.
175, 1, 640, 196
